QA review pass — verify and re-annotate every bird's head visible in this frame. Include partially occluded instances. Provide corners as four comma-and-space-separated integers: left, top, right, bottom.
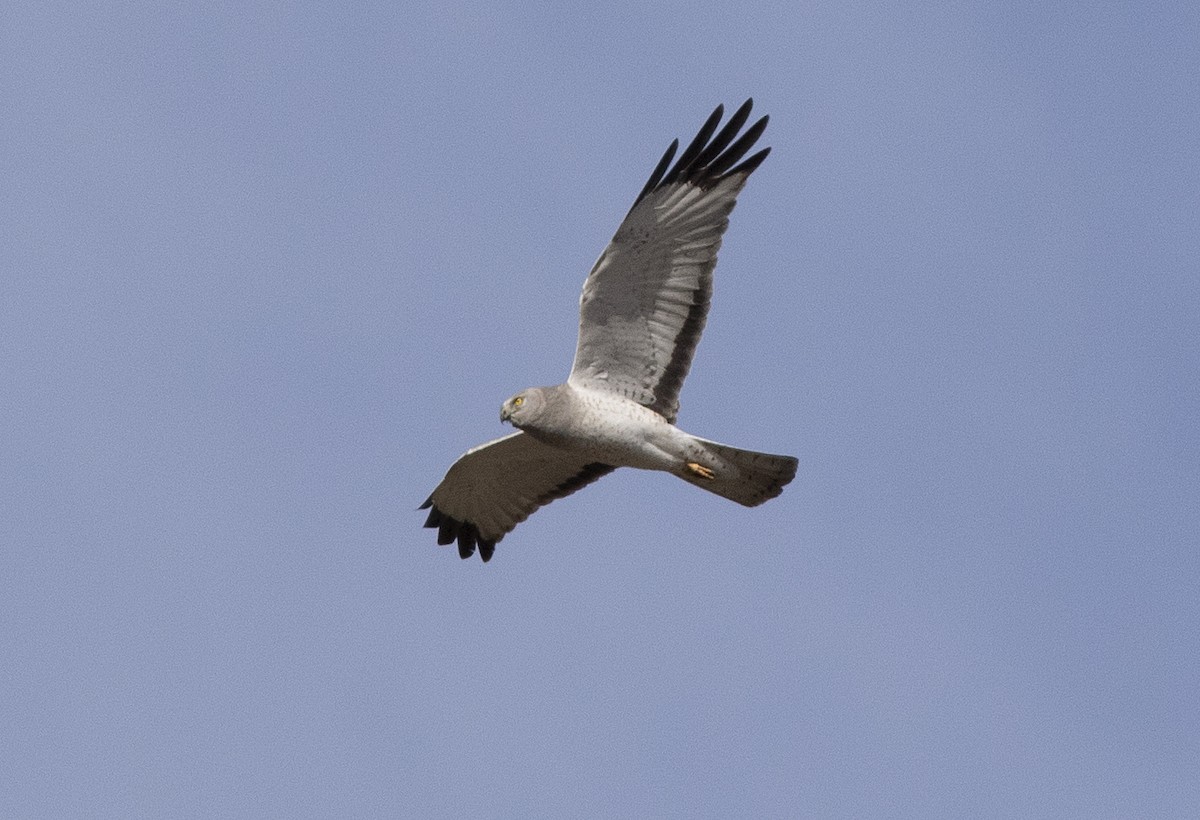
500, 387, 546, 428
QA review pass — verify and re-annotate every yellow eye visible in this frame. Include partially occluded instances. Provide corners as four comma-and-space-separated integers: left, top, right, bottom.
513, 396, 524, 408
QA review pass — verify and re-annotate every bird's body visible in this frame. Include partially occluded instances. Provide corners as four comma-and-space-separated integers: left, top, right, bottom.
421, 100, 798, 561
504, 385, 685, 473
500, 384, 797, 509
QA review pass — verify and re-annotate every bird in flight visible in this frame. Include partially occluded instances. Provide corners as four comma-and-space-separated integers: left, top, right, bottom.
421, 99, 797, 561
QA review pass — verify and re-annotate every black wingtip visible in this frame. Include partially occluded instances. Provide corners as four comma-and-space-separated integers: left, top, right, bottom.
683, 99, 754, 176
728, 145, 771, 178
705, 114, 770, 178
635, 139, 679, 205
419, 500, 502, 562
662, 103, 726, 187
631, 99, 770, 210
457, 528, 476, 560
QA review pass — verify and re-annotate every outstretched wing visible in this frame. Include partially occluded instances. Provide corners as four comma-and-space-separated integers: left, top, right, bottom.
420, 432, 615, 562
567, 99, 770, 423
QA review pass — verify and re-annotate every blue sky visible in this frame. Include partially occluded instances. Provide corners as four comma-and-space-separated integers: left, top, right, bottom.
3, 1, 1197, 816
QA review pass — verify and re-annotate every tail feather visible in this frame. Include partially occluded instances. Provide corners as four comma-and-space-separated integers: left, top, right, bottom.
679, 438, 798, 507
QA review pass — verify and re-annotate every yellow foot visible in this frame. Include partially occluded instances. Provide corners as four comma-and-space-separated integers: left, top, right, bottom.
686, 462, 716, 480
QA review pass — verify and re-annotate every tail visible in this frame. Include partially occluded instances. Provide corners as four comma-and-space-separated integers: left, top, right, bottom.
678, 437, 798, 507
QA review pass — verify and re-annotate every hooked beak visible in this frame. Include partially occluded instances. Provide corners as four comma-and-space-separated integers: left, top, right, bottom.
500, 405, 511, 423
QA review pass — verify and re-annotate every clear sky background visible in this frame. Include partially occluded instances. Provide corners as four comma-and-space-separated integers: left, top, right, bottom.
3, 1, 1197, 817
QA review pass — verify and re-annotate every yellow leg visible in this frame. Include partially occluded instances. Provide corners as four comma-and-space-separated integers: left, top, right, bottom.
686, 461, 715, 480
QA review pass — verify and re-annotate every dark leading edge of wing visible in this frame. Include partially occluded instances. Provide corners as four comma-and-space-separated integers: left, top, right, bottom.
419, 462, 616, 562
628, 98, 770, 218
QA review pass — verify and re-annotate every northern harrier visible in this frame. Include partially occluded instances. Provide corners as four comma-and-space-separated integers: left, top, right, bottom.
421, 100, 797, 561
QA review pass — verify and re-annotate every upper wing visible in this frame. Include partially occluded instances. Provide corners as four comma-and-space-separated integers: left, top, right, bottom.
567, 99, 770, 423
419, 432, 615, 562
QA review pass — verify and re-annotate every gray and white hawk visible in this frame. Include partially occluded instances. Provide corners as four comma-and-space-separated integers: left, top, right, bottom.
420, 99, 798, 561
